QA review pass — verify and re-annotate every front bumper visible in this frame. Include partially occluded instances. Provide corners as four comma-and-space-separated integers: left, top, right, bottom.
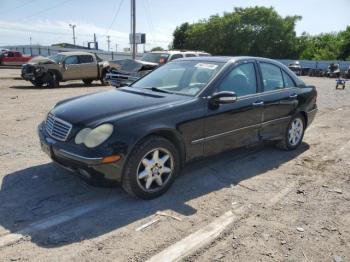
105, 72, 139, 87
38, 122, 124, 183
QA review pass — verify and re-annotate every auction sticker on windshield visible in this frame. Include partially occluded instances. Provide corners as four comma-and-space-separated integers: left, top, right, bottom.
195, 63, 218, 70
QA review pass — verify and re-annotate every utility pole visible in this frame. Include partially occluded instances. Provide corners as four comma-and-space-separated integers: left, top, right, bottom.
29, 36, 32, 56
131, 0, 136, 60
107, 35, 111, 52
115, 43, 118, 53
69, 24, 77, 46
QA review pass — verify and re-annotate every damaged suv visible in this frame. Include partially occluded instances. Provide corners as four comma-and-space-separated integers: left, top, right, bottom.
21, 52, 109, 87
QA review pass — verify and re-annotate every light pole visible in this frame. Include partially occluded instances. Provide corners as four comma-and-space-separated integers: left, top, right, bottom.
131, 0, 136, 60
69, 24, 77, 46
107, 35, 111, 52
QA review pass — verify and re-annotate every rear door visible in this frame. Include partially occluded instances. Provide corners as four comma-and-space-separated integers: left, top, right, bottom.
63, 55, 82, 80
78, 55, 98, 79
257, 62, 299, 140
202, 60, 263, 156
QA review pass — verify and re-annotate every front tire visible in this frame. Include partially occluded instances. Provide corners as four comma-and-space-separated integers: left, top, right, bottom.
122, 136, 180, 199
277, 114, 305, 150
47, 72, 59, 88
30, 80, 43, 87
100, 71, 108, 86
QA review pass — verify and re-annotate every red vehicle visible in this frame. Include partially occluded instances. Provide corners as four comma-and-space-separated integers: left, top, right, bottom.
0, 50, 32, 66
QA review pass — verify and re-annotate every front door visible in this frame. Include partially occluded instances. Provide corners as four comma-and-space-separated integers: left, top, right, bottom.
203, 61, 263, 156
63, 55, 82, 80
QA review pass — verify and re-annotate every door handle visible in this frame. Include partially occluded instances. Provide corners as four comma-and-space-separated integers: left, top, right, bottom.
252, 101, 264, 107
289, 93, 298, 99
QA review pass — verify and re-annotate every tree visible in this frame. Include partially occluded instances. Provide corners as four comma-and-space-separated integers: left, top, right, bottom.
339, 26, 350, 60
173, 22, 190, 49
151, 46, 164, 52
172, 7, 301, 59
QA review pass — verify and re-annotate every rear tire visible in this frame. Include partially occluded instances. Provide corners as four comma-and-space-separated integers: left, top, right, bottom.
83, 79, 93, 85
277, 114, 305, 150
122, 136, 180, 199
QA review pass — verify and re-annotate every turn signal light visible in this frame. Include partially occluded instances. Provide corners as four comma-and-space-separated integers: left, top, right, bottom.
102, 155, 121, 164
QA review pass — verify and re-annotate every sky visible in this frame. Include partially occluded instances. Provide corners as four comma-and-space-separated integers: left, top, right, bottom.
0, 0, 349, 51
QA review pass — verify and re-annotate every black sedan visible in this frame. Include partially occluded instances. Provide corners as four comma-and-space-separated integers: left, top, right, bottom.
38, 56, 317, 199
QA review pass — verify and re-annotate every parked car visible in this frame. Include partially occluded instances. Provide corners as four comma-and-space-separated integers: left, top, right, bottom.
0, 50, 32, 66
325, 63, 341, 78
38, 56, 317, 199
308, 68, 325, 77
21, 51, 109, 87
105, 59, 158, 87
344, 66, 350, 79
288, 61, 302, 76
106, 50, 211, 87
141, 50, 211, 65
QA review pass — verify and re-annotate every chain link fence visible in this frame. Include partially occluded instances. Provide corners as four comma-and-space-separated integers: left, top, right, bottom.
2, 45, 142, 61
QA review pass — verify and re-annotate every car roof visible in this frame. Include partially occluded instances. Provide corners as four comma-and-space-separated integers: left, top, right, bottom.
57, 51, 95, 56
174, 56, 285, 65
149, 50, 209, 55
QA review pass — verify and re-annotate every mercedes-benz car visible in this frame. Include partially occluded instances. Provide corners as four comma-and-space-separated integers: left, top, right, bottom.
38, 56, 317, 199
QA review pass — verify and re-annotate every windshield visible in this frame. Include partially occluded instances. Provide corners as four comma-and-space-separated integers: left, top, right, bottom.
132, 60, 224, 96
48, 54, 65, 63
141, 53, 169, 64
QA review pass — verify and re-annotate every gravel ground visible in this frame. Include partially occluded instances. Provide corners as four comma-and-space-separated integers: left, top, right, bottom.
0, 70, 349, 262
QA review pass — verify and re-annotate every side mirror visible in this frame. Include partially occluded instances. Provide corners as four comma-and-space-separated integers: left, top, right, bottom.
210, 91, 237, 106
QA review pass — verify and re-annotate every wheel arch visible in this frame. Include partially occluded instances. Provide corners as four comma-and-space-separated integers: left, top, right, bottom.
129, 128, 186, 168
298, 111, 308, 128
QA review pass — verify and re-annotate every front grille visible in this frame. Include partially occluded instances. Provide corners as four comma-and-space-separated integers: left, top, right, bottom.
22, 64, 34, 74
45, 113, 72, 141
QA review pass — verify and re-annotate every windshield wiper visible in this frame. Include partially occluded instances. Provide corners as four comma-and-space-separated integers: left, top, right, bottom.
147, 87, 173, 94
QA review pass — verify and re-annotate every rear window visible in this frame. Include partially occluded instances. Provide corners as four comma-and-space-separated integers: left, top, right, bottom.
141, 53, 169, 64
79, 55, 94, 63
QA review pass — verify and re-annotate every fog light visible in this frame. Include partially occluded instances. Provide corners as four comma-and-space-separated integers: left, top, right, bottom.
102, 155, 121, 164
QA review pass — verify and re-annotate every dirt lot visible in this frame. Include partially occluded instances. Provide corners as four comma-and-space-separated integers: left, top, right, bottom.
0, 70, 349, 262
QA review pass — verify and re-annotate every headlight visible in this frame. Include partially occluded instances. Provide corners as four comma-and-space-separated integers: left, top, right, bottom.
35, 67, 41, 73
75, 124, 114, 148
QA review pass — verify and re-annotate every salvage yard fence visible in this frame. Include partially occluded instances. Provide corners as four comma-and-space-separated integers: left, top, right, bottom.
2, 45, 350, 70
1, 45, 142, 61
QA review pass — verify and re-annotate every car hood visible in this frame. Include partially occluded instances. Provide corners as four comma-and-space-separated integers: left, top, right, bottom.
51, 87, 190, 126
28, 56, 56, 65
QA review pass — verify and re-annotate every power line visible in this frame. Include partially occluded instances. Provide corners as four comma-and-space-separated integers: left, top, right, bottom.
106, 0, 125, 34
0, 25, 170, 44
20, 0, 73, 20
0, 0, 40, 15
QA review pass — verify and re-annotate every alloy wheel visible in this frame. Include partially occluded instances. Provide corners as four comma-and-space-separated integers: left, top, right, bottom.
288, 118, 304, 146
136, 148, 174, 192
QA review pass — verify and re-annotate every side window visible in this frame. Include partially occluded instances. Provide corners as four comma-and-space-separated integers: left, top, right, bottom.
282, 71, 296, 88
169, 54, 183, 61
260, 63, 284, 91
79, 55, 94, 64
65, 56, 78, 65
217, 63, 257, 97
185, 53, 196, 57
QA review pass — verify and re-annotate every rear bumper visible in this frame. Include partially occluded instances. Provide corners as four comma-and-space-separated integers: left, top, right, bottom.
306, 108, 317, 127
38, 122, 124, 183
